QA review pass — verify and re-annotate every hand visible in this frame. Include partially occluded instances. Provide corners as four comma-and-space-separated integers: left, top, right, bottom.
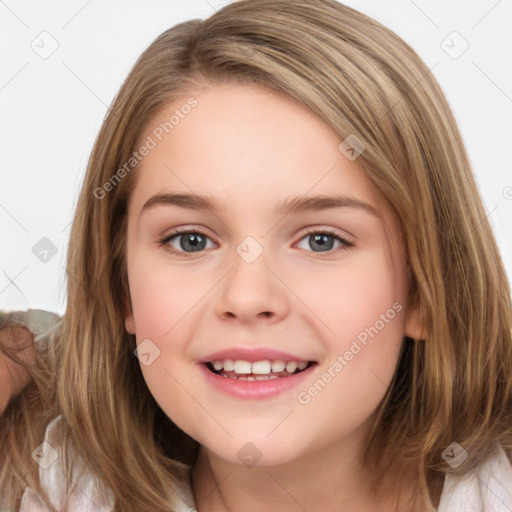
0, 324, 36, 414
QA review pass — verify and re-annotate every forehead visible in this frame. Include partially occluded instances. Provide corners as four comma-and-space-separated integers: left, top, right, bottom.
129, 83, 388, 221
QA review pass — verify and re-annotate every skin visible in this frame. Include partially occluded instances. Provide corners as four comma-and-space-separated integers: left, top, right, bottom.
0, 325, 35, 414
125, 83, 424, 511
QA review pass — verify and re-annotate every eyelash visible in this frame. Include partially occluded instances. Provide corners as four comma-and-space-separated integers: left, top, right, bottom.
158, 227, 354, 259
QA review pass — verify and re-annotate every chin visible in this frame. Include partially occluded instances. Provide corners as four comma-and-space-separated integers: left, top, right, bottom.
205, 435, 307, 469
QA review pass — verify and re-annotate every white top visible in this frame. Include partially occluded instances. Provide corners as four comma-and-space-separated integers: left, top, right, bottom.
18, 416, 512, 511
6, 310, 512, 511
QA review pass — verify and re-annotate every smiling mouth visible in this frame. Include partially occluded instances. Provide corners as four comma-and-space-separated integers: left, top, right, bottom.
205, 361, 317, 381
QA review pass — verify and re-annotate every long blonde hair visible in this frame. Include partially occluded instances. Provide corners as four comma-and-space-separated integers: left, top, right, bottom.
2, 0, 511, 510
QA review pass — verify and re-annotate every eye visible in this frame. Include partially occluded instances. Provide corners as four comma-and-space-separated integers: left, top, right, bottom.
159, 229, 215, 257
295, 228, 354, 256
158, 227, 354, 258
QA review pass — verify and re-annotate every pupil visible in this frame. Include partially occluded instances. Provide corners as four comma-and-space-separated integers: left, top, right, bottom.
181, 233, 206, 252
310, 234, 334, 252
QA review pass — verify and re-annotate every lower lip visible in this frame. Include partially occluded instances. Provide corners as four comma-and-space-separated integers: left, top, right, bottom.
198, 362, 317, 399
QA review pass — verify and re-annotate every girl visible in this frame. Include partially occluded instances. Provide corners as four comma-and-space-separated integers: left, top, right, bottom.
1, 0, 511, 510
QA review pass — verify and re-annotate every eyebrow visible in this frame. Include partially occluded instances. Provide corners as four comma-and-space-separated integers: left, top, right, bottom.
140, 192, 381, 219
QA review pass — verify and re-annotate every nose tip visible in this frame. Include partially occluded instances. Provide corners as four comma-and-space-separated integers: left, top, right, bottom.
215, 257, 288, 324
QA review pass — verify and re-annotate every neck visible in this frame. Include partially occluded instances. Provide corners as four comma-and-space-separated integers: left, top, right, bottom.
190, 427, 417, 512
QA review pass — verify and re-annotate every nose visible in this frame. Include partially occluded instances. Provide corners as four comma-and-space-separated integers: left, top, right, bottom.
214, 247, 289, 324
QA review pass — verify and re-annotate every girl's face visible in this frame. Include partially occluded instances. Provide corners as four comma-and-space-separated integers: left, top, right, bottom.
125, 83, 422, 467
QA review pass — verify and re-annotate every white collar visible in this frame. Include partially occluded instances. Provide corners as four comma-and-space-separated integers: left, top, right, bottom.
437, 443, 512, 511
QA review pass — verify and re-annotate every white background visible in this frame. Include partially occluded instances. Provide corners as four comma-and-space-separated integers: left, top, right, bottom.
1, 0, 511, 315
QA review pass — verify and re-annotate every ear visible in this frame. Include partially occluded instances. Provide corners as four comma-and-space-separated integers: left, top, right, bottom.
123, 295, 136, 335
404, 300, 427, 340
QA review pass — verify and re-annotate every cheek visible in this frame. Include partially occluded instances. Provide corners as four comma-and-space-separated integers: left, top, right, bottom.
299, 251, 407, 339
129, 262, 200, 428
296, 250, 407, 399
127, 256, 208, 405
128, 252, 206, 339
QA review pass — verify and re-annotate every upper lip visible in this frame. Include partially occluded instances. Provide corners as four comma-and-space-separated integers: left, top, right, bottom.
197, 347, 314, 364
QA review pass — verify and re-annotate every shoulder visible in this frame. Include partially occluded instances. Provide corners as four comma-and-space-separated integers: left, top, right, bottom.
20, 415, 115, 512
20, 415, 197, 512
438, 444, 512, 511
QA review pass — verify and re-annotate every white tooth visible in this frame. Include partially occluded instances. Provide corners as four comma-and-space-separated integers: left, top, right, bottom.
233, 360, 252, 374
247, 376, 256, 381
252, 360, 272, 374
268, 375, 279, 380
212, 360, 223, 371
223, 359, 235, 371
285, 361, 298, 373
297, 361, 308, 371
255, 375, 269, 381
237, 375, 248, 381
271, 360, 286, 372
